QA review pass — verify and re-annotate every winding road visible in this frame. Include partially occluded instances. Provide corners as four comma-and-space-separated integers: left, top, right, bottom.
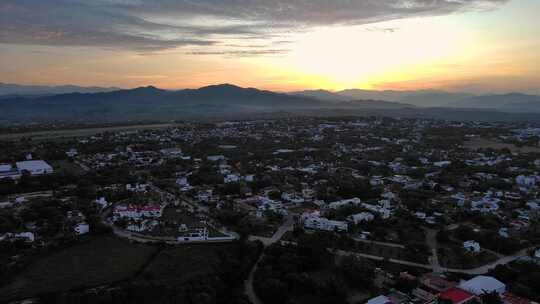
244, 215, 295, 304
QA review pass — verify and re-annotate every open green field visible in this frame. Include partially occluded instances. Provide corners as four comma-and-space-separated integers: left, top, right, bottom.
0, 123, 174, 141
464, 137, 540, 153
136, 243, 233, 286
0, 236, 158, 301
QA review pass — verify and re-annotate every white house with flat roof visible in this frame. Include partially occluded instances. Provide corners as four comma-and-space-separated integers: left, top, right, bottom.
16, 160, 53, 176
463, 240, 481, 253
0, 164, 21, 180
304, 216, 348, 232
458, 276, 506, 295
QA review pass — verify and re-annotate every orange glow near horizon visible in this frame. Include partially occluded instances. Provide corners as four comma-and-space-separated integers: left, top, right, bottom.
1, 0, 539, 94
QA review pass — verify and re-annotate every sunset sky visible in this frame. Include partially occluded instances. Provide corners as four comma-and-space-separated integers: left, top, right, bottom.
1, 0, 539, 93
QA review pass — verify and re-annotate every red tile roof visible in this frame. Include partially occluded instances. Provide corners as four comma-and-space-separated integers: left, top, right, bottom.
439, 288, 475, 304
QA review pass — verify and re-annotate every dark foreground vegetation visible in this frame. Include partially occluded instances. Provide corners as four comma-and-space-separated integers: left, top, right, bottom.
0, 237, 262, 304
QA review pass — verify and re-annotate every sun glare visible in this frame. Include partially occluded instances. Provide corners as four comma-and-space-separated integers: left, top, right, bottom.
269, 17, 473, 90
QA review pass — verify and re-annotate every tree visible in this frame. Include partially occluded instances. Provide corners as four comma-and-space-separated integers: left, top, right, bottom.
480, 291, 503, 304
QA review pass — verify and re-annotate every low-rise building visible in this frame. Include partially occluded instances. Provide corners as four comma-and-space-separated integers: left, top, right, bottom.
463, 240, 481, 253
304, 216, 348, 232
458, 276, 506, 295
74, 223, 90, 235
16, 160, 54, 176
438, 288, 476, 304
348, 212, 374, 224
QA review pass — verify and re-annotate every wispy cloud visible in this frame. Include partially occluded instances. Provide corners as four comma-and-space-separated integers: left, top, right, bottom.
0, 0, 509, 54
186, 49, 289, 58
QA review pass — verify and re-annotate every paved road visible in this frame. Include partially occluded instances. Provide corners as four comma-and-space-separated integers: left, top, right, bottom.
336, 243, 536, 275
352, 237, 406, 249
248, 215, 295, 246
244, 215, 295, 304
74, 160, 90, 172
440, 246, 536, 275
244, 253, 265, 304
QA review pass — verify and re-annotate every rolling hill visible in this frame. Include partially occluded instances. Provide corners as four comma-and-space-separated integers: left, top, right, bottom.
2, 84, 540, 126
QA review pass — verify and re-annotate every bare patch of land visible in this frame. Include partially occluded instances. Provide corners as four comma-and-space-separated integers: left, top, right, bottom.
464, 137, 540, 153
0, 123, 174, 141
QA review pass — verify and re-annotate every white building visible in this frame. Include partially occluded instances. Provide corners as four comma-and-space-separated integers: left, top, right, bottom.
113, 204, 163, 220
16, 160, 54, 176
126, 183, 149, 192
348, 212, 374, 224
498, 227, 509, 238
327, 197, 361, 209
256, 200, 287, 218
458, 276, 506, 295
471, 197, 500, 213
463, 240, 481, 253
197, 189, 214, 203
160, 148, 183, 157
304, 216, 348, 232
178, 227, 209, 241
434, 161, 452, 167
126, 219, 159, 232
207, 155, 225, 162
0, 164, 21, 180
281, 192, 305, 204
74, 223, 90, 235
516, 175, 537, 188
224, 174, 240, 183
95, 197, 109, 210
0, 232, 35, 242
366, 295, 392, 304
0, 164, 12, 172
176, 177, 193, 191
66, 148, 78, 157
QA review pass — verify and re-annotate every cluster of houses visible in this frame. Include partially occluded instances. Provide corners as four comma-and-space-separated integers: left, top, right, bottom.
368, 274, 532, 304
298, 197, 394, 232
112, 202, 165, 232
4, 117, 540, 301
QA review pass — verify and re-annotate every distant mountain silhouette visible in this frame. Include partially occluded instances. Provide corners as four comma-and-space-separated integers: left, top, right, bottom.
2, 84, 540, 125
0, 82, 121, 96
293, 89, 473, 107
0, 84, 331, 124
450, 93, 540, 112
291, 89, 351, 102
291, 88, 540, 112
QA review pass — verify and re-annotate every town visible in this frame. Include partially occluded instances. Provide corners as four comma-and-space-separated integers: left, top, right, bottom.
1, 116, 540, 304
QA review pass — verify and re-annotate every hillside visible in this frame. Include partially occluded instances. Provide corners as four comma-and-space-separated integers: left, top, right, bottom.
450, 93, 540, 112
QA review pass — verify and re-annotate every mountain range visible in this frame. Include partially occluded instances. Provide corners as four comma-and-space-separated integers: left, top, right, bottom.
0, 83, 121, 97
1, 83, 540, 125
291, 89, 540, 110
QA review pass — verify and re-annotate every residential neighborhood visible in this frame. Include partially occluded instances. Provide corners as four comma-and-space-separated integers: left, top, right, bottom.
1, 117, 540, 304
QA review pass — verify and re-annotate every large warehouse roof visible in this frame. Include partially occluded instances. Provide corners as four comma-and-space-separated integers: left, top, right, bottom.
458, 276, 506, 295
16, 160, 53, 172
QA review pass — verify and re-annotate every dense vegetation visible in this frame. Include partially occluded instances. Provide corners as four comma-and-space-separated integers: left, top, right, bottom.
0, 238, 262, 304
253, 239, 376, 304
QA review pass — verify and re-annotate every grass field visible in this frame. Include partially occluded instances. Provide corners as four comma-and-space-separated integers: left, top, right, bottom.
464, 137, 540, 153
0, 236, 158, 301
50, 160, 85, 175
0, 123, 174, 141
136, 243, 234, 286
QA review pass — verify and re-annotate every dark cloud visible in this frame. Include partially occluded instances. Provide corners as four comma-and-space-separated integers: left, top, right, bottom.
0, 0, 509, 53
